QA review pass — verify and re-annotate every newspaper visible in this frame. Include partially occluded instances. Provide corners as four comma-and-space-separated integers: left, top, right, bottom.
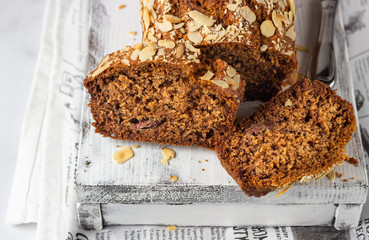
6, 0, 369, 239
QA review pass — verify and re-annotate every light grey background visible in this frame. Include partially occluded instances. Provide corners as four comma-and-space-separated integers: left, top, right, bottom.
0, 0, 46, 238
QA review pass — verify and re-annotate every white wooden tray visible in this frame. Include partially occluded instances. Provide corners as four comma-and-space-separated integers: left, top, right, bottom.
76, 0, 367, 231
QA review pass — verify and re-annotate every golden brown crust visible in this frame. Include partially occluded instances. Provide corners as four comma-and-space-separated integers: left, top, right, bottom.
216, 78, 357, 197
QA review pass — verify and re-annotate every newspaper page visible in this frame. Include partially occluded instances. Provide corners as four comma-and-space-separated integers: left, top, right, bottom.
55, 0, 367, 240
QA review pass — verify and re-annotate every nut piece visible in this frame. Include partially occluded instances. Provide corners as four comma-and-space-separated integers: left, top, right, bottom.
260, 45, 268, 51
139, 46, 156, 61
284, 99, 292, 106
176, 45, 184, 58
162, 147, 176, 160
240, 6, 256, 23
212, 80, 229, 89
188, 31, 203, 44
167, 225, 177, 231
131, 49, 140, 61
260, 20, 276, 38
113, 146, 134, 164
287, 0, 296, 15
143, 7, 151, 30
158, 40, 176, 49
272, 10, 282, 29
200, 70, 214, 81
285, 26, 296, 40
227, 3, 237, 11
226, 66, 237, 77
188, 10, 216, 27
163, 14, 182, 23
170, 175, 178, 182
185, 41, 201, 53
157, 20, 173, 32
231, 74, 241, 91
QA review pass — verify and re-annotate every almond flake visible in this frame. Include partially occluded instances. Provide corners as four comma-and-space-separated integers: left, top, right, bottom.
143, 7, 151, 30
91, 63, 111, 78
147, 32, 157, 43
285, 26, 296, 40
200, 71, 214, 80
240, 6, 256, 23
212, 80, 229, 89
121, 59, 130, 65
163, 14, 182, 23
180, 27, 186, 34
185, 41, 201, 53
214, 29, 226, 43
162, 147, 176, 160
170, 175, 178, 182
157, 20, 173, 32
188, 21, 202, 32
188, 10, 215, 27
231, 74, 241, 90
130, 49, 140, 61
176, 45, 184, 58
284, 50, 295, 56
204, 33, 218, 42
260, 20, 276, 38
113, 146, 134, 164
174, 22, 185, 29
277, 12, 289, 24
188, 31, 203, 44
287, 0, 296, 15
227, 3, 237, 11
272, 10, 282, 29
284, 99, 292, 106
133, 43, 143, 50
260, 45, 268, 51
139, 46, 156, 61
157, 48, 165, 56
158, 40, 176, 49
226, 66, 237, 77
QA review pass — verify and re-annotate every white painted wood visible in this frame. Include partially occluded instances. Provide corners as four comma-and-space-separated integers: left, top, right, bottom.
77, 203, 103, 230
76, 0, 368, 230
335, 204, 363, 230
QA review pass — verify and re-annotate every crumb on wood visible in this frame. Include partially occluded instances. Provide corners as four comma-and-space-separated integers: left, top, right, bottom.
118, 4, 126, 10
198, 160, 201, 163
202, 169, 205, 171
116, 145, 121, 148
336, 171, 343, 178
132, 145, 140, 149
205, 159, 208, 162
128, 31, 137, 36
160, 158, 169, 166
167, 225, 177, 231
343, 179, 348, 182
170, 175, 178, 182
113, 146, 134, 164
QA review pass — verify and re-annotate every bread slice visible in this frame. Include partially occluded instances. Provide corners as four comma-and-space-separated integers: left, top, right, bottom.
141, 0, 298, 100
216, 78, 357, 197
84, 44, 245, 149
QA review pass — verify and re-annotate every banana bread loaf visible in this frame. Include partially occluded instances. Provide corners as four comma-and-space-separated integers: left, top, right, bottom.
84, 43, 245, 149
140, 0, 298, 100
216, 78, 357, 197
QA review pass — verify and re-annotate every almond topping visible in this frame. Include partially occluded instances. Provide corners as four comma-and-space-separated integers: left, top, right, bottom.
130, 49, 140, 61
163, 14, 182, 23
285, 99, 292, 106
162, 147, 176, 160
188, 10, 215, 27
231, 74, 241, 90
212, 80, 229, 89
285, 26, 296, 40
157, 20, 173, 32
287, 0, 296, 15
113, 146, 134, 164
204, 33, 218, 41
121, 59, 130, 66
260, 45, 268, 51
158, 40, 176, 49
139, 46, 156, 61
174, 22, 185, 29
147, 32, 157, 43
260, 20, 276, 38
176, 45, 184, 58
188, 31, 203, 44
272, 10, 282, 29
133, 43, 143, 50
226, 66, 237, 77
143, 7, 151, 30
277, 12, 289, 24
240, 6, 256, 23
227, 3, 237, 11
185, 41, 201, 53
200, 71, 214, 80
170, 175, 178, 182
188, 21, 202, 32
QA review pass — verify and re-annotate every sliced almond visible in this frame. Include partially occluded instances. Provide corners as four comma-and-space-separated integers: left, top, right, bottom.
91, 63, 111, 78
284, 99, 292, 106
287, 0, 296, 15
158, 40, 176, 49
285, 26, 296, 40
185, 41, 201, 53
204, 33, 218, 42
272, 10, 282, 29
133, 43, 143, 50
130, 49, 140, 61
157, 20, 173, 32
188, 31, 203, 44
170, 175, 178, 182
162, 147, 176, 160
277, 12, 289, 24
231, 74, 241, 90
157, 48, 165, 56
214, 29, 226, 43
139, 46, 156, 61
121, 59, 130, 66
260, 45, 268, 51
227, 3, 237, 11
143, 7, 151, 30
226, 66, 237, 77
174, 22, 185, 29
176, 45, 184, 58
240, 6, 256, 23
260, 20, 276, 38
113, 146, 134, 164
147, 32, 157, 43
188, 10, 215, 27
284, 50, 295, 56
212, 80, 229, 89
188, 21, 202, 32
200, 70, 214, 80
163, 14, 182, 23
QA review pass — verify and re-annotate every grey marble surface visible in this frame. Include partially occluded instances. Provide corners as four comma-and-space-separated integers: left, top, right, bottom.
0, 0, 46, 239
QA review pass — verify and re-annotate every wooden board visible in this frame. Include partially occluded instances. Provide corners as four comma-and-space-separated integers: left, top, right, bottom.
76, 0, 368, 230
